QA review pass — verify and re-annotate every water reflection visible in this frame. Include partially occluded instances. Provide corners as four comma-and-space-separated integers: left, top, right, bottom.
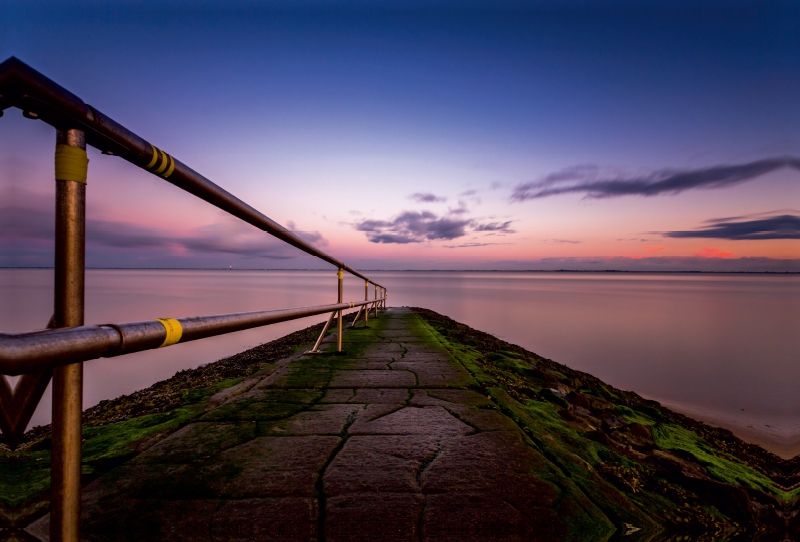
1, 269, 798, 455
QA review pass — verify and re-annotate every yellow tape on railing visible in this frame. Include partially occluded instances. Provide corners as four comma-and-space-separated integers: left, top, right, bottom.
163, 155, 175, 178
337, 270, 343, 280
146, 144, 159, 169
145, 144, 176, 179
55, 145, 89, 184
156, 318, 183, 347
154, 150, 169, 174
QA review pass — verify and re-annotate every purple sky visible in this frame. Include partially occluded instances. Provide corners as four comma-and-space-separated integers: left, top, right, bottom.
2, 1, 798, 271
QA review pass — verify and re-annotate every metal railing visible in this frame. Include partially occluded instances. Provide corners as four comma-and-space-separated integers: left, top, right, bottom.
0, 57, 387, 541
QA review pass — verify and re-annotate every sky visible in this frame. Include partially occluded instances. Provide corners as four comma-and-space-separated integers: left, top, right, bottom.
1, 0, 798, 271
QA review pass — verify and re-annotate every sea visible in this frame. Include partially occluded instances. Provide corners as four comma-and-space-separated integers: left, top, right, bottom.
2, 269, 798, 457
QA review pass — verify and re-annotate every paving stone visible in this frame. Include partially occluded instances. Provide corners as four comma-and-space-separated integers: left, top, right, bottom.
206, 436, 340, 498
324, 435, 440, 495
325, 493, 424, 542
352, 403, 406, 424
263, 404, 361, 435
340, 359, 392, 369
328, 370, 416, 388
142, 422, 257, 463
211, 498, 318, 541
82, 498, 220, 541
348, 388, 409, 404
422, 494, 565, 542
421, 432, 559, 509
426, 389, 493, 407
321, 389, 356, 403
349, 406, 472, 436
399, 352, 453, 362
202, 388, 324, 420
391, 361, 473, 387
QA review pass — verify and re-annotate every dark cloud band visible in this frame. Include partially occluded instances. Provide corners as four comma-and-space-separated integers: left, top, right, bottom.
512, 157, 800, 201
1, 193, 325, 260
355, 210, 514, 244
664, 213, 800, 240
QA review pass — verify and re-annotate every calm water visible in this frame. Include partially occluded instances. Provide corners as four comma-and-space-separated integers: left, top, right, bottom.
2, 269, 799, 455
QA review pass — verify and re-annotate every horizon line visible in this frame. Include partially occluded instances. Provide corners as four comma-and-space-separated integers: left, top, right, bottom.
1, 267, 797, 275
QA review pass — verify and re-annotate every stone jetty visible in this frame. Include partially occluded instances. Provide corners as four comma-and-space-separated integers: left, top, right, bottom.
30, 308, 567, 541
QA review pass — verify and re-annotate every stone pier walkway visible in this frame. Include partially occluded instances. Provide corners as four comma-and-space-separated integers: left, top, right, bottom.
34, 308, 567, 541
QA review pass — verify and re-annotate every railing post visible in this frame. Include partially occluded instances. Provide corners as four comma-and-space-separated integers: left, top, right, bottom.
337, 269, 343, 352
364, 280, 369, 326
51, 129, 87, 542
374, 284, 378, 317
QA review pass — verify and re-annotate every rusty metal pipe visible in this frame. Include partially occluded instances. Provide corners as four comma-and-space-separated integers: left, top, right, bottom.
0, 57, 384, 290
51, 128, 86, 542
337, 269, 343, 352
0, 299, 385, 376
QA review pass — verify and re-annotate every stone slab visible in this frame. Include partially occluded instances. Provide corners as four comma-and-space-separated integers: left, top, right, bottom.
328, 370, 416, 388
349, 406, 473, 436
324, 435, 440, 495
207, 435, 340, 498
263, 404, 362, 436
325, 493, 424, 542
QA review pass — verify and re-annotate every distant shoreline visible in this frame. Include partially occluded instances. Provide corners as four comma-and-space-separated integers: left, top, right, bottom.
2, 267, 798, 275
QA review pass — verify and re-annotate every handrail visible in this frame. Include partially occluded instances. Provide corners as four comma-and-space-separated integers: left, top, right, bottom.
0, 298, 385, 376
0, 57, 392, 538
0, 57, 383, 289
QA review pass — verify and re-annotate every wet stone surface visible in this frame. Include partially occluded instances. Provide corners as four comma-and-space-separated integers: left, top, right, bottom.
32, 308, 568, 541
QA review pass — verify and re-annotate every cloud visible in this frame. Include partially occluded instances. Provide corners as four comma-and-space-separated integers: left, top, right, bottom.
460, 190, 477, 197
545, 239, 582, 244
448, 200, 470, 215
355, 210, 514, 244
443, 242, 508, 249
511, 157, 800, 201
492, 256, 800, 273
663, 211, 800, 240
408, 192, 446, 203
474, 221, 515, 233
356, 211, 470, 243
0, 190, 327, 264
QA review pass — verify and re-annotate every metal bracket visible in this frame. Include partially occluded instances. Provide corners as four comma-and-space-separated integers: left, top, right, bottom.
304, 311, 336, 355
0, 315, 57, 449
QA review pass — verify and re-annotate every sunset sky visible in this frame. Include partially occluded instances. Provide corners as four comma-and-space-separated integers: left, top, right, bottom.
2, 1, 798, 271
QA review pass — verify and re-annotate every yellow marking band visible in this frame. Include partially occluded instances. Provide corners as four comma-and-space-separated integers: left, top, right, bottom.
337, 270, 343, 280
146, 144, 159, 169
55, 145, 89, 184
154, 150, 169, 174
163, 155, 175, 178
155, 318, 183, 347
144, 145, 175, 178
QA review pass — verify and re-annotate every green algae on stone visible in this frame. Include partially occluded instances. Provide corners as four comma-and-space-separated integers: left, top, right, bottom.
410, 306, 795, 540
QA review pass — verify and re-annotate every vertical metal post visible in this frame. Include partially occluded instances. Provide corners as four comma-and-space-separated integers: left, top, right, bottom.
374, 284, 378, 317
364, 281, 369, 326
51, 129, 87, 542
337, 269, 343, 352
